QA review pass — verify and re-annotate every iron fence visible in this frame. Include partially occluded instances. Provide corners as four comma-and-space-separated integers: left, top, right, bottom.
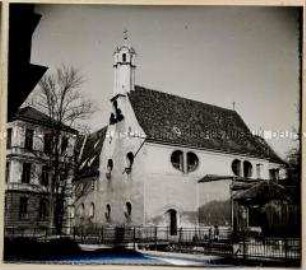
233, 237, 300, 260
72, 226, 232, 244
4, 226, 70, 239
4, 225, 300, 262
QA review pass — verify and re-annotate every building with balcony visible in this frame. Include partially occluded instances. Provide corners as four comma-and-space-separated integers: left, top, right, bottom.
5, 106, 77, 232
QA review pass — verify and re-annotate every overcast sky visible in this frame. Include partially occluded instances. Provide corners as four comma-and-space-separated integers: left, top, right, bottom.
30, 5, 301, 159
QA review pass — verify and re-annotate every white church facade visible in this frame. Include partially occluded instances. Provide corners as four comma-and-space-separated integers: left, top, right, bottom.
74, 38, 286, 233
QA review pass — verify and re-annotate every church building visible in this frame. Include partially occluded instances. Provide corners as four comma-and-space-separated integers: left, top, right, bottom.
74, 36, 285, 234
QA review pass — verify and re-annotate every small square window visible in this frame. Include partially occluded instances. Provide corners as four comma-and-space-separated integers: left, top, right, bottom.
41, 166, 49, 186
44, 132, 53, 154
39, 199, 48, 220
6, 161, 10, 183
256, 164, 262, 179
25, 129, 34, 151
6, 128, 12, 149
19, 197, 29, 219
21, 163, 31, 184
61, 136, 69, 153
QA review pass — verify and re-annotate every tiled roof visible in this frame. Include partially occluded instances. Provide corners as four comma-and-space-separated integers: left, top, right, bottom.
128, 85, 283, 164
233, 181, 291, 204
76, 85, 284, 180
76, 126, 108, 179
12, 106, 78, 134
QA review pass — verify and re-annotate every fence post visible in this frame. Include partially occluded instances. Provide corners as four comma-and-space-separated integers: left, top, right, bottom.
284, 238, 288, 259
155, 226, 158, 250
167, 226, 169, 242
73, 226, 75, 241
134, 227, 136, 250
231, 231, 234, 258
242, 233, 247, 260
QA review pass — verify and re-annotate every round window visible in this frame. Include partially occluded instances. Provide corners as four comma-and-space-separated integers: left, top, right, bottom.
232, 159, 241, 176
171, 150, 184, 171
243, 161, 253, 178
187, 152, 199, 172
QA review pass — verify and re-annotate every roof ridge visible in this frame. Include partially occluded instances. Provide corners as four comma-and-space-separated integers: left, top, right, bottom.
19, 105, 48, 115
16, 105, 52, 121
14, 106, 77, 133
87, 125, 108, 137
134, 85, 236, 113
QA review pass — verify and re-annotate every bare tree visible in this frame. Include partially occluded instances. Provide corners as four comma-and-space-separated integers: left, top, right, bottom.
33, 66, 96, 233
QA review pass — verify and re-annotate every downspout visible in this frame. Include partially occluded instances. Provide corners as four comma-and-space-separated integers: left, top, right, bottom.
78, 135, 88, 162
134, 138, 146, 158
134, 139, 146, 225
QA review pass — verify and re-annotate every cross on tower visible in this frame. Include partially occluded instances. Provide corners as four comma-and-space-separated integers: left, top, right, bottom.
232, 101, 236, 111
123, 28, 129, 42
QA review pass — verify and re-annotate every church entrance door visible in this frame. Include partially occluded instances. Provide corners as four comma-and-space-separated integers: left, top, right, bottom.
167, 209, 177, 235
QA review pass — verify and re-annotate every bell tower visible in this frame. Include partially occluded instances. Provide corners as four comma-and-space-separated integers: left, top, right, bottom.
113, 29, 136, 96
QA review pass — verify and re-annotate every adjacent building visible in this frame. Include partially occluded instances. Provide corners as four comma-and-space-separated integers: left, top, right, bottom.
8, 4, 47, 121
5, 106, 77, 233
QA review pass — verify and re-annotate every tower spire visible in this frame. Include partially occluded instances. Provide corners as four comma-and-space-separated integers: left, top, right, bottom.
113, 30, 136, 95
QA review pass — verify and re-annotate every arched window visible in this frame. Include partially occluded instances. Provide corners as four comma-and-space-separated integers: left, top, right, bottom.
125, 202, 132, 222
122, 53, 126, 62
107, 159, 113, 172
126, 152, 134, 174
187, 152, 199, 172
232, 159, 242, 176
105, 204, 111, 222
89, 203, 95, 219
243, 161, 253, 178
106, 159, 113, 179
71, 205, 75, 219
127, 152, 134, 167
171, 150, 184, 171
78, 203, 85, 220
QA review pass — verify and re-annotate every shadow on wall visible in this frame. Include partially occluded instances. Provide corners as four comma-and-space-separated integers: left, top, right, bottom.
199, 199, 231, 226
